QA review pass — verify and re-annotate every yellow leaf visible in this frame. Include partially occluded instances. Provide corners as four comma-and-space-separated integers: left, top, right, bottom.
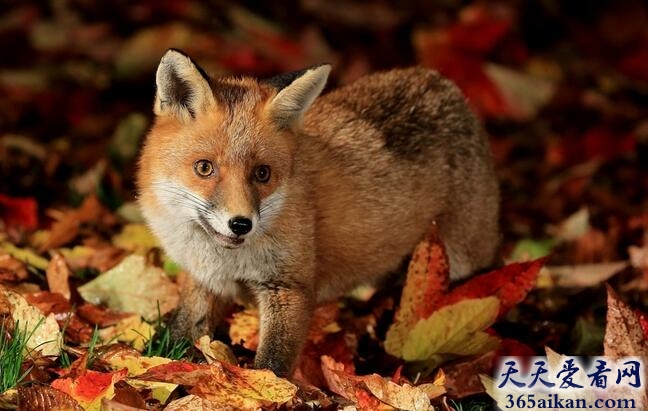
78, 255, 178, 321
98, 314, 155, 351
1, 286, 62, 356
196, 335, 237, 365
111, 224, 159, 254
165, 395, 222, 411
229, 309, 259, 351
105, 352, 176, 404
402, 297, 500, 362
190, 363, 298, 410
0, 242, 48, 270
136, 361, 298, 410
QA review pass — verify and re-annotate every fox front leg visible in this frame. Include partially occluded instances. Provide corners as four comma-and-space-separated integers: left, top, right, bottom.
253, 284, 315, 377
169, 275, 231, 342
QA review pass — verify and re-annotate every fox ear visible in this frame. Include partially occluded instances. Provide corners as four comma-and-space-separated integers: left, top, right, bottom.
154, 49, 215, 121
265, 64, 331, 128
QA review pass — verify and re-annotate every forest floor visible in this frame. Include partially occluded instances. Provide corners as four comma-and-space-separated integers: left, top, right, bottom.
1, 1, 648, 410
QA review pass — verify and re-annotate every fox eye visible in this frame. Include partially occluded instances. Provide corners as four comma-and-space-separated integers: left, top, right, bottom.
254, 165, 271, 183
193, 160, 214, 177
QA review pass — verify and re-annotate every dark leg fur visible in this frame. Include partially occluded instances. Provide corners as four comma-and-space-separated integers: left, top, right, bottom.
253, 286, 314, 377
169, 275, 231, 342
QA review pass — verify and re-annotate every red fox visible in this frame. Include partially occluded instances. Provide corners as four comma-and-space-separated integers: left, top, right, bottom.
137, 49, 500, 377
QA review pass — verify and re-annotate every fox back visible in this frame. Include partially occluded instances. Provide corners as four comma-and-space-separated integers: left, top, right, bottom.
137, 50, 499, 376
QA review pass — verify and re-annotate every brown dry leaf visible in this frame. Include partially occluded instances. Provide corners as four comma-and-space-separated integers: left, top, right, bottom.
0, 389, 17, 409
40, 195, 110, 252
385, 228, 448, 358
604, 286, 648, 408
17, 384, 83, 411
604, 285, 648, 358
321, 355, 433, 410
441, 351, 495, 398
77, 303, 132, 327
46, 251, 71, 300
164, 395, 224, 411
228, 309, 260, 351
0, 253, 28, 282
108, 380, 147, 409
308, 303, 341, 343
59, 245, 126, 272
196, 335, 237, 365
136, 360, 298, 410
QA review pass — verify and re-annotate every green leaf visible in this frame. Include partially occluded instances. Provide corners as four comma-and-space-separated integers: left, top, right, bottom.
510, 238, 555, 261
402, 297, 500, 362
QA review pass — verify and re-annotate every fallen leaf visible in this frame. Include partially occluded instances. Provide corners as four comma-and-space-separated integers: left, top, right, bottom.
441, 351, 496, 398
39, 195, 114, 252
0, 253, 28, 282
103, 351, 176, 404
108, 380, 147, 409
385, 229, 449, 358
604, 285, 648, 358
78, 255, 178, 321
540, 261, 628, 288
484, 63, 556, 120
99, 398, 148, 411
1, 286, 62, 356
0, 389, 17, 409
402, 297, 500, 363
228, 309, 260, 351
51, 369, 128, 411
164, 395, 222, 411
548, 207, 591, 242
25, 291, 94, 344
17, 384, 83, 411
98, 314, 155, 351
478, 375, 511, 410
136, 360, 298, 410
321, 355, 434, 410
196, 335, 237, 365
0, 242, 49, 270
308, 303, 342, 343
77, 303, 132, 328
59, 245, 126, 272
509, 238, 555, 261
45, 251, 71, 300
439, 258, 546, 316
111, 224, 159, 255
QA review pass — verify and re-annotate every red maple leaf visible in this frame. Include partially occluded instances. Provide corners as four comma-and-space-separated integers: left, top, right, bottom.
438, 257, 547, 316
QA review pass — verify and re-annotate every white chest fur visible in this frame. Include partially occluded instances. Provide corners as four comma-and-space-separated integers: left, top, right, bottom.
141, 182, 281, 298
154, 216, 279, 297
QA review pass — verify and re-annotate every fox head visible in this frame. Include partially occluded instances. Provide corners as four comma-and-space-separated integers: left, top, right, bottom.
137, 49, 330, 248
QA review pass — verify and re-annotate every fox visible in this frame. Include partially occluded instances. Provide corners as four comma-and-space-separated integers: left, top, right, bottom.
136, 49, 500, 377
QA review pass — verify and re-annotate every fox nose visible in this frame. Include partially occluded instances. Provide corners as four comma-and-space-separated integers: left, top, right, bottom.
228, 216, 253, 236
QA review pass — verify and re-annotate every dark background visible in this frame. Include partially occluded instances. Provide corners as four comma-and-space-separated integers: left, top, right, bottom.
1, 0, 648, 263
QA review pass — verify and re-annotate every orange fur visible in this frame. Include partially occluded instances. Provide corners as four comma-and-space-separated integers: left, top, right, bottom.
137, 50, 500, 377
